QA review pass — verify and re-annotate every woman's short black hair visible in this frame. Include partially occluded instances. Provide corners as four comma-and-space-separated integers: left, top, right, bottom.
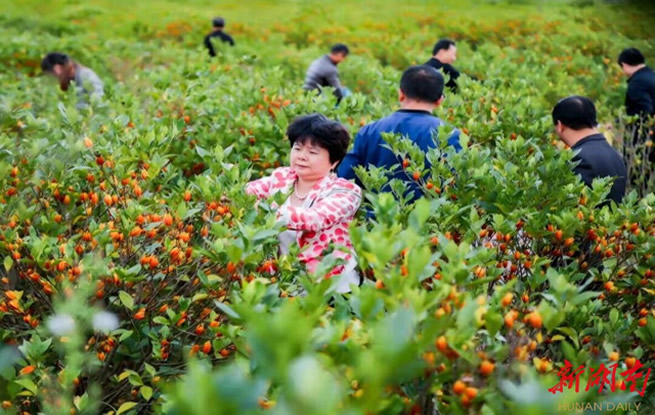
552, 96, 598, 130
286, 113, 351, 164
41, 52, 70, 72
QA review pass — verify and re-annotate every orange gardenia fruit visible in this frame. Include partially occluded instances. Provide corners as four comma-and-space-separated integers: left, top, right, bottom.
480, 360, 495, 376
453, 380, 466, 395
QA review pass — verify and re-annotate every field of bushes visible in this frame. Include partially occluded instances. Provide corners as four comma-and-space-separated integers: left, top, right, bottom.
1, 0, 654, 414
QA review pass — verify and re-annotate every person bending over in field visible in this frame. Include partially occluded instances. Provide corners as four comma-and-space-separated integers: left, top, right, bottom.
246, 114, 362, 294
41, 52, 104, 109
338, 65, 461, 205
204, 17, 235, 57
303, 44, 351, 104
552, 96, 627, 205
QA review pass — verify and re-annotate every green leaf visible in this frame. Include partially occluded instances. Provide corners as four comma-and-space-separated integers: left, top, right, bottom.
140, 386, 153, 401
152, 317, 169, 325
485, 310, 503, 337
14, 378, 37, 394
116, 401, 138, 414
192, 293, 208, 303
571, 291, 600, 306
609, 308, 619, 327
119, 291, 135, 310
214, 301, 241, 320
4, 256, 13, 271
118, 330, 134, 342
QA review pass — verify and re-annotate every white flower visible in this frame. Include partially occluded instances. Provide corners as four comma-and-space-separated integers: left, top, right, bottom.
93, 311, 119, 333
47, 313, 76, 336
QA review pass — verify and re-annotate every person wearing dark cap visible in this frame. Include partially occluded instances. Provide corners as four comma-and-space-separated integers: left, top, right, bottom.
41, 52, 104, 109
425, 39, 460, 92
303, 44, 350, 102
618, 48, 655, 118
204, 17, 235, 57
338, 65, 461, 205
552, 96, 627, 205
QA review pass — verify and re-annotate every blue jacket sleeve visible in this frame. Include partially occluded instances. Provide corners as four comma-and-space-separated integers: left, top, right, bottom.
447, 129, 462, 152
337, 129, 366, 180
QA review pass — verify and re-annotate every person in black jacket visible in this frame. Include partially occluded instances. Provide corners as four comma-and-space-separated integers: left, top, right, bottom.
618, 48, 655, 117
425, 39, 460, 91
552, 96, 627, 205
204, 17, 235, 57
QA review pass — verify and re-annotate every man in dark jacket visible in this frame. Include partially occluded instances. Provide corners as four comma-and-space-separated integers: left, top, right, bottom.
425, 39, 460, 92
338, 65, 461, 204
303, 44, 350, 102
552, 96, 627, 205
204, 17, 235, 57
618, 48, 655, 117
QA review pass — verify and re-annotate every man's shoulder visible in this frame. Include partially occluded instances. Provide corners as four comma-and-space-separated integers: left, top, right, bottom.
425, 57, 440, 67
76, 66, 102, 84
631, 67, 655, 84
575, 135, 618, 158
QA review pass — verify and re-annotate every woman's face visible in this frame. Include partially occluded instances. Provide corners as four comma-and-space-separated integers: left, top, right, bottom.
290, 139, 337, 181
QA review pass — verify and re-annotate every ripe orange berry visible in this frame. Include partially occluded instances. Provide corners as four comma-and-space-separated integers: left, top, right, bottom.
609, 352, 619, 361
195, 325, 205, 335
504, 311, 516, 328
453, 380, 466, 395
638, 318, 647, 327
163, 214, 173, 226
149, 257, 159, 269
202, 341, 211, 354
501, 292, 513, 307
184, 191, 192, 202
104, 194, 113, 206
436, 336, 448, 352
554, 230, 563, 241
464, 387, 478, 399
412, 171, 420, 181
19, 365, 35, 376
480, 360, 494, 376
625, 357, 636, 369
529, 312, 542, 329
134, 308, 146, 320
375, 279, 384, 289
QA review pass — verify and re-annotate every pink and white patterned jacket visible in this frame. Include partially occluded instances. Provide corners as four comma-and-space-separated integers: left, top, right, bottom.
246, 167, 362, 275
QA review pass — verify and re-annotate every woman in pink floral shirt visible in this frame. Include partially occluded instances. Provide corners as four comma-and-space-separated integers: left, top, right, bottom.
246, 114, 362, 293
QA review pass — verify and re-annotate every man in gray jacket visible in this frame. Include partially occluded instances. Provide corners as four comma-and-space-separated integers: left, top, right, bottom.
303, 44, 349, 102
41, 52, 104, 109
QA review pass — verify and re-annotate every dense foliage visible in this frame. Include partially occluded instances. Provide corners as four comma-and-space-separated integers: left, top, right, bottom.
1, 1, 654, 414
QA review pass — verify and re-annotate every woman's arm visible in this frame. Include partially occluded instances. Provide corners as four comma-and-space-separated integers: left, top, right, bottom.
276, 182, 362, 231
246, 167, 293, 199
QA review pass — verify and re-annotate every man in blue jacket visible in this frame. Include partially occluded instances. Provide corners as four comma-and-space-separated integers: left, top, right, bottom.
337, 65, 461, 203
